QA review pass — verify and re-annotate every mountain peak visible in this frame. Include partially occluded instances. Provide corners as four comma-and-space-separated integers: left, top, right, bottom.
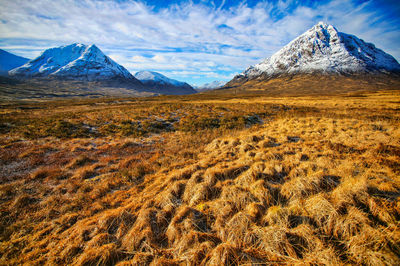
314, 21, 330, 28
312, 21, 338, 36
236, 23, 400, 80
135, 71, 187, 86
9, 43, 135, 81
86, 44, 100, 51
67, 42, 85, 47
134, 71, 197, 95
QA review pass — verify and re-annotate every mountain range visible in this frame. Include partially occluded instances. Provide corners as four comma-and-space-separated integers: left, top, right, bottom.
1, 22, 400, 99
1, 44, 195, 98
196, 80, 226, 91
134, 71, 196, 95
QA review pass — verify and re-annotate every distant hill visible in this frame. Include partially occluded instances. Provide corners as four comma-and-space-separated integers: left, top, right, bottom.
223, 22, 400, 95
196, 80, 226, 92
134, 71, 196, 95
0, 49, 29, 76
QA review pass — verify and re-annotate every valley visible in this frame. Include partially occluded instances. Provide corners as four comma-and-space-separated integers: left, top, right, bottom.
1, 13, 400, 265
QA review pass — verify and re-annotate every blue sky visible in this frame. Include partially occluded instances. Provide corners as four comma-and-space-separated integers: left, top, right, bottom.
0, 0, 399, 86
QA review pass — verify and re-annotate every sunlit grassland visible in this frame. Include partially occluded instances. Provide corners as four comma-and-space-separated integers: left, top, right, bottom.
1, 90, 399, 265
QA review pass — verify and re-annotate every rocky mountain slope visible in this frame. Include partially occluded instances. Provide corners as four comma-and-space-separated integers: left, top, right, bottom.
3, 45, 196, 97
134, 71, 196, 95
3, 43, 148, 98
224, 22, 400, 94
0, 49, 29, 76
9, 43, 137, 82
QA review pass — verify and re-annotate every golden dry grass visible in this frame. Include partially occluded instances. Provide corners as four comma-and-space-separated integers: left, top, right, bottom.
222, 73, 400, 96
1, 90, 400, 265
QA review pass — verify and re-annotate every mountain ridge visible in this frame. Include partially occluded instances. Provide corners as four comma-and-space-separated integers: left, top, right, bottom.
0, 49, 30, 76
242, 22, 400, 78
3, 43, 148, 98
223, 22, 400, 94
9, 43, 137, 82
3, 44, 197, 97
135, 71, 187, 86
134, 70, 197, 95
196, 80, 226, 91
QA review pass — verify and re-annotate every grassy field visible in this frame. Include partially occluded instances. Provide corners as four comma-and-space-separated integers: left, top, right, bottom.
1, 90, 400, 265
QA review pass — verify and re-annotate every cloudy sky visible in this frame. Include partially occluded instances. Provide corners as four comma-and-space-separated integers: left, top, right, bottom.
0, 0, 399, 85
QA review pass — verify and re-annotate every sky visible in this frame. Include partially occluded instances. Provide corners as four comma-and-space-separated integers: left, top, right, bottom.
0, 0, 399, 86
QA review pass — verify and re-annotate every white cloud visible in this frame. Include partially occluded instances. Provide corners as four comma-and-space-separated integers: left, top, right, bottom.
0, 0, 399, 85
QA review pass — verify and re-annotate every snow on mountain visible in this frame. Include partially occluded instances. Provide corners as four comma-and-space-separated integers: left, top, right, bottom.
134, 71, 187, 86
196, 80, 226, 91
9, 43, 135, 81
134, 71, 196, 95
0, 49, 29, 76
235, 22, 400, 81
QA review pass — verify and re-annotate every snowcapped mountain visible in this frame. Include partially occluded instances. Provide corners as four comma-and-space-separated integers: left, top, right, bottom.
4, 44, 196, 97
9, 43, 137, 82
196, 80, 226, 91
231, 22, 400, 83
134, 71, 196, 95
0, 49, 29, 76
135, 71, 186, 86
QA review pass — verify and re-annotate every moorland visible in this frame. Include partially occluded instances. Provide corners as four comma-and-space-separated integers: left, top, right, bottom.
1, 90, 400, 265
